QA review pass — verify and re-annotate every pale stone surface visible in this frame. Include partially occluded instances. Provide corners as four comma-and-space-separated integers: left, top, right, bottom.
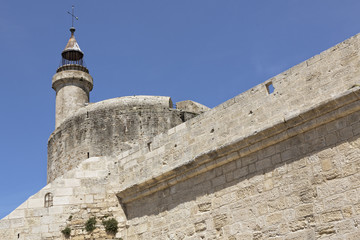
2, 32, 360, 240
176, 100, 210, 114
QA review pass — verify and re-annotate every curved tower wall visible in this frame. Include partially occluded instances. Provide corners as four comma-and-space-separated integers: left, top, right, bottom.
52, 70, 93, 128
47, 96, 199, 183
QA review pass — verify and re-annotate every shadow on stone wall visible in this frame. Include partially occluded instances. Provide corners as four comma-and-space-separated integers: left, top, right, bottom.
124, 110, 360, 220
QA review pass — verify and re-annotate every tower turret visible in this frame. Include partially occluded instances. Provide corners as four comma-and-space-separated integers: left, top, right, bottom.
52, 27, 93, 128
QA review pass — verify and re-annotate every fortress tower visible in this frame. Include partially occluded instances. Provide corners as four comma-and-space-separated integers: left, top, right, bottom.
46, 27, 209, 183
52, 27, 93, 128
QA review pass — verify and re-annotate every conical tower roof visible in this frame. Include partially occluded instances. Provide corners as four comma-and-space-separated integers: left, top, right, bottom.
57, 27, 88, 73
61, 27, 84, 61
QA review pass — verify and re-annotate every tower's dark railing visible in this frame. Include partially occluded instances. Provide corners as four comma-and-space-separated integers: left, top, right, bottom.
57, 58, 89, 73
61, 58, 84, 66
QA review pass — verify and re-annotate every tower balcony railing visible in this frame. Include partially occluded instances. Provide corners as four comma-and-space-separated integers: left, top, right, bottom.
56, 58, 89, 73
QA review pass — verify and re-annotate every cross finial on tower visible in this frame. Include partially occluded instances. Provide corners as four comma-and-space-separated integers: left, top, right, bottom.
67, 5, 79, 29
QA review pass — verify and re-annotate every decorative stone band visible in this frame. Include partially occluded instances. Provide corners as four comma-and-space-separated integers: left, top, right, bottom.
52, 70, 93, 92
56, 64, 89, 73
117, 86, 360, 204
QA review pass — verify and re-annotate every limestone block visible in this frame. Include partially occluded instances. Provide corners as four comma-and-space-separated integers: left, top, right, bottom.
31, 224, 48, 234
83, 170, 98, 178
8, 210, 25, 219
320, 210, 343, 223
55, 187, 74, 196
48, 206, 64, 215
85, 195, 94, 203
27, 198, 44, 208
194, 221, 206, 232
345, 231, 360, 240
266, 212, 284, 225
0, 219, 10, 229
53, 196, 71, 205
176, 100, 210, 114
64, 179, 81, 187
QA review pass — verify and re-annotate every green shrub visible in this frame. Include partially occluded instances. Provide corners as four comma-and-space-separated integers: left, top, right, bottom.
85, 217, 97, 232
61, 226, 71, 238
102, 218, 118, 235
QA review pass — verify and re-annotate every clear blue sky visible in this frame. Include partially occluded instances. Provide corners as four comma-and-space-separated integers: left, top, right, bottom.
1, 0, 360, 219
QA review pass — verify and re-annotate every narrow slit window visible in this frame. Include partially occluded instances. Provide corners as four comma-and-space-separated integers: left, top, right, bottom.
266, 82, 275, 94
44, 193, 53, 208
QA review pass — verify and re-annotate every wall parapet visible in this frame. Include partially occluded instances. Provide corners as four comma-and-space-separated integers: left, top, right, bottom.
116, 33, 360, 204
117, 87, 360, 203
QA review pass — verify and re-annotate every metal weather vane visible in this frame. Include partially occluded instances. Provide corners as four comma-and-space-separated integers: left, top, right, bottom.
67, 5, 79, 28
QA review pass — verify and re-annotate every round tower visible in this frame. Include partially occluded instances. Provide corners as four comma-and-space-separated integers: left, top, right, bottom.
52, 27, 93, 128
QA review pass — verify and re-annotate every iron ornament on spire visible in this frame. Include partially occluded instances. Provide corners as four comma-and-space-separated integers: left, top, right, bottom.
67, 5, 79, 28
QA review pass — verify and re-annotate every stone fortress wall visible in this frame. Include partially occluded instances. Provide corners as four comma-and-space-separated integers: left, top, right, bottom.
115, 33, 360, 239
47, 96, 207, 182
2, 33, 360, 239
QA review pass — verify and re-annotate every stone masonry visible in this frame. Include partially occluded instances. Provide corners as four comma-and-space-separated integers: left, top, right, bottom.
47, 96, 204, 182
1, 32, 360, 239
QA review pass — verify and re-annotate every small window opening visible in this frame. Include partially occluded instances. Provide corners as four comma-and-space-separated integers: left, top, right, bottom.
266, 82, 275, 94
147, 142, 152, 151
18, 233, 20, 238
87, 152, 90, 158
44, 193, 53, 208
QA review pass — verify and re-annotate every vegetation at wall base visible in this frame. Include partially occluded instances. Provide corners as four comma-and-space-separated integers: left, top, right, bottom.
61, 226, 71, 238
102, 218, 118, 235
85, 217, 97, 232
